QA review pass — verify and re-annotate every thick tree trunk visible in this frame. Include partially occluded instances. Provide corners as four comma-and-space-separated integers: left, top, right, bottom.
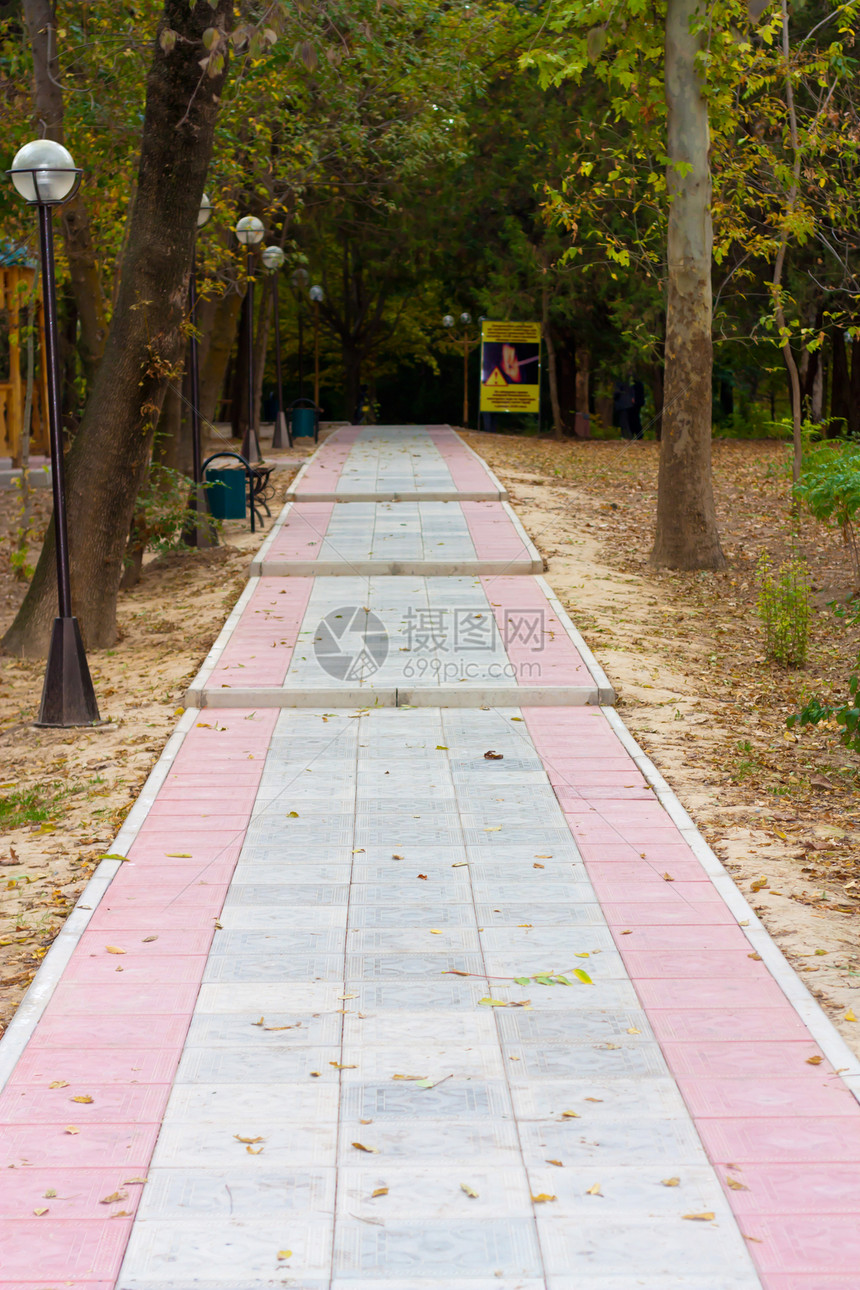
651, 0, 726, 570
3, 0, 232, 657
23, 0, 108, 386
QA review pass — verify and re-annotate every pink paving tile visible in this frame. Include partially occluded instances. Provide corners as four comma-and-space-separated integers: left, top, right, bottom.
74, 928, 213, 957
741, 1214, 860, 1276
0, 1082, 170, 1125
599, 901, 736, 925
620, 950, 772, 979
48, 981, 200, 1015
1, 1122, 159, 1168
697, 1115, 860, 1163
763, 1279, 860, 1289
0, 1217, 132, 1280
0, 1167, 148, 1219
106, 860, 237, 889
87, 904, 226, 931
7, 1046, 181, 1086
265, 501, 336, 559
660, 1040, 832, 1079
121, 843, 243, 867
63, 952, 210, 984
609, 924, 750, 951
677, 1075, 858, 1118
29, 1012, 191, 1050
587, 860, 710, 882
589, 879, 727, 905
1, 1283, 114, 1290
154, 784, 261, 802
716, 1162, 860, 1214
86, 883, 229, 913
634, 976, 791, 1010
649, 1007, 811, 1043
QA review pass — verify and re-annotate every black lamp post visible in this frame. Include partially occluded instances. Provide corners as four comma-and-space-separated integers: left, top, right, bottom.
261, 245, 290, 450
8, 139, 100, 727
188, 191, 216, 547
309, 284, 324, 411
291, 266, 310, 400
235, 215, 265, 462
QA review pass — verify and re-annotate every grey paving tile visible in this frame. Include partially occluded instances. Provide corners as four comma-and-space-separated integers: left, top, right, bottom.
203, 953, 346, 983
348, 928, 481, 952
333, 1218, 542, 1278
338, 1044, 506, 1082
520, 1116, 709, 1167
521, 1163, 730, 1221
223, 883, 350, 907
496, 1008, 655, 1045
185, 1011, 342, 1049
217, 905, 348, 931
346, 903, 475, 928
476, 904, 605, 927
176, 1048, 343, 1085
336, 1164, 532, 1219
163, 1081, 338, 1122
151, 1119, 337, 1168
119, 1217, 331, 1283
137, 1168, 336, 1219
208, 929, 345, 955
500, 1042, 669, 1080
538, 1214, 756, 1278
345, 952, 485, 980
341, 1079, 513, 1120
196, 983, 342, 1013
509, 1076, 689, 1122
342, 1012, 497, 1047
351, 980, 488, 1010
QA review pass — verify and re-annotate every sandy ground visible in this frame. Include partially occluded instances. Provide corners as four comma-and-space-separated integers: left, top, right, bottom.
2, 427, 860, 1063
0, 431, 314, 1033
462, 431, 860, 1059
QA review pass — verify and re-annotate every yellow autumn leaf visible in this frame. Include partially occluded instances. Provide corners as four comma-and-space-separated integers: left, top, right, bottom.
33, 1207, 49, 1216
806, 1055, 823, 1065
683, 1212, 715, 1221
561, 1110, 580, 1118
585, 1182, 603, 1196
726, 1177, 748, 1191
352, 1142, 380, 1153
99, 1190, 128, 1205
105, 946, 126, 955
71, 1095, 94, 1104
461, 1183, 479, 1198
277, 1250, 293, 1261
845, 1010, 857, 1022
371, 1187, 388, 1198
49, 1080, 69, 1089
531, 1193, 557, 1203
234, 1135, 264, 1144
662, 1177, 680, 1187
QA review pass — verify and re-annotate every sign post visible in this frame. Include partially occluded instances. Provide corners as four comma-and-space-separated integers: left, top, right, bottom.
479, 320, 541, 426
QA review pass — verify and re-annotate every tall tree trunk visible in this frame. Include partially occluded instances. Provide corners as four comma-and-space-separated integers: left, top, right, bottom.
574, 344, 591, 438
199, 289, 242, 425
542, 285, 564, 440
651, 0, 726, 570
23, 0, 108, 386
3, 0, 232, 657
770, 0, 803, 481
829, 327, 850, 438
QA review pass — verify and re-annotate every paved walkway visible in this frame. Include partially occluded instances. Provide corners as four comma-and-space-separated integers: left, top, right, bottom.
2, 425, 860, 1290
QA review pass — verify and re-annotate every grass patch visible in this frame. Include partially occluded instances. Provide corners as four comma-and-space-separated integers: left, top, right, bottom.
0, 783, 66, 831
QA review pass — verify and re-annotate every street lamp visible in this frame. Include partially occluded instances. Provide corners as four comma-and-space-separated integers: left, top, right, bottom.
8, 139, 99, 726
187, 192, 216, 547
261, 245, 290, 450
443, 311, 475, 429
235, 215, 265, 462
291, 266, 310, 400
309, 284, 324, 410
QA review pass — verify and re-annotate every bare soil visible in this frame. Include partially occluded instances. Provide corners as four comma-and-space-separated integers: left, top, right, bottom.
462, 431, 860, 1058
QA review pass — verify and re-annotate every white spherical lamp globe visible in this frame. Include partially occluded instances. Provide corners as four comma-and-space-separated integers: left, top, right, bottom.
235, 215, 265, 246
261, 246, 286, 271
9, 139, 78, 204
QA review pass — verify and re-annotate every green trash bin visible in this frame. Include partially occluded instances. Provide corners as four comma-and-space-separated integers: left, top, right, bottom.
205, 466, 246, 520
291, 405, 317, 438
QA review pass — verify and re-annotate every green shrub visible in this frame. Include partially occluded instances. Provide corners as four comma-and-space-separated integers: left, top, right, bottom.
793, 439, 860, 586
788, 669, 860, 756
756, 552, 811, 667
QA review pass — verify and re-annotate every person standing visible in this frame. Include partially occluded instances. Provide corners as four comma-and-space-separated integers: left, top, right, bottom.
614, 378, 635, 439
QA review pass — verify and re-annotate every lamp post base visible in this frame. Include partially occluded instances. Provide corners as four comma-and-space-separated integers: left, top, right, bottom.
241, 426, 262, 463
183, 482, 219, 549
271, 411, 290, 450
35, 617, 101, 727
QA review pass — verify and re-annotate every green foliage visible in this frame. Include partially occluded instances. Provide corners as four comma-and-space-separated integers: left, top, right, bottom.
0, 783, 63, 830
793, 440, 860, 586
133, 465, 210, 555
789, 674, 860, 758
756, 551, 811, 667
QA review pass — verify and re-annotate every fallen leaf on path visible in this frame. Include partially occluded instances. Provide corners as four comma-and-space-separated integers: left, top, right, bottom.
234, 1135, 264, 1144
461, 1183, 479, 1198
246, 1145, 263, 1155
585, 1182, 603, 1196
352, 1142, 380, 1153
105, 946, 125, 955
43, 1189, 56, 1198
49, 1081, 69, 1089
546, 1159, 563, 1167
683, 1212, 715, 1221
484, 751, 503, 760
662, 1177, 680, 1187
70, 1096, 93, 1104
725, 1177, 748, 1191
561, 1110, 580, 1119
846, 1010, 858, 1022
277, 1251, 293, 1261
64, 1126, 80, 1134
371, 1187, 388, 1197
532, 1193, 557, 1203
100, 1191, 128, 1205
33, 1207, 48, 1216
806, 1055, 824, 1065
750, 877, 768, 892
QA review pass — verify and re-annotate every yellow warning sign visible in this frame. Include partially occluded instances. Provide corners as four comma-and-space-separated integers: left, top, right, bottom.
480, 321, 541, 414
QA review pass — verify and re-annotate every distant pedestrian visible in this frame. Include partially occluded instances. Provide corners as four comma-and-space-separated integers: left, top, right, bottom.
614, 379, 635, 439
354, 384, 372, 425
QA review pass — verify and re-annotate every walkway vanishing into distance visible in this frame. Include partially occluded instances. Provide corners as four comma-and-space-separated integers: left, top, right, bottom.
2, 424, 860, 1289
